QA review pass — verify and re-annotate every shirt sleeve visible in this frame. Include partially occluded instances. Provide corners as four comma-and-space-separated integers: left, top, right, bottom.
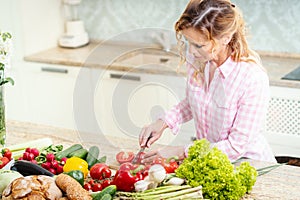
212, 71, 270, 162
161, 96, 193, 135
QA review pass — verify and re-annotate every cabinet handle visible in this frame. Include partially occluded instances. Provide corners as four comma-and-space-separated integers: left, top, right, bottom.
41, 67, 68, 74
110, 73, 141, 81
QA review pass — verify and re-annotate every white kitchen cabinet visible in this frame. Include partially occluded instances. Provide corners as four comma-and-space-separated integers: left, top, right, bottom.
91, 68, 195, 146
4, 61, 29, 122
265, 86, 300, 157
13, 62, 88, 130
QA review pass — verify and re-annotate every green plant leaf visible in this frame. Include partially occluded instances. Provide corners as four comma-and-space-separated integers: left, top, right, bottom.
0, 77, 14, 86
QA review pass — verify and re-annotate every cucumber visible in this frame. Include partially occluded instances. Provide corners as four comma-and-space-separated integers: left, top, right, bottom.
91, 185, 117, 200
100, 194, 112, 200
55, 144, 83, 160
86, 146, 100, 169
68, 148, 88, 159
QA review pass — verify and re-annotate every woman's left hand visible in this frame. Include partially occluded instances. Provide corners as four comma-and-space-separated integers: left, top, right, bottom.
141, 146, 185, 164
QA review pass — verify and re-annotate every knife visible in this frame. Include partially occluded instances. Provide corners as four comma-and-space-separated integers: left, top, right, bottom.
132, 134, 152, 164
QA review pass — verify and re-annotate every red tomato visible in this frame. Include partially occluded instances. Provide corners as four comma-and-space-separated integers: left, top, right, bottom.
92, 183, 102, 192
84, 183, 92, 191
90, 163, 111, 180
116, 151, 135, 164
136, 152, 146, 164
0, 157, 10, 169
2, 148, 12, 160
88, 179, 95, 186
101, 179, 112, 189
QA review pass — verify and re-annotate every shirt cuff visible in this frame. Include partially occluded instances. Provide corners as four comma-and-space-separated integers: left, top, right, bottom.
184, 143, 193, 158
158, 113, 180, 135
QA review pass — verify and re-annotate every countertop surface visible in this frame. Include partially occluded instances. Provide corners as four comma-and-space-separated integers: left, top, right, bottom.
24, 41, 300, 89
5, 120, 300, 199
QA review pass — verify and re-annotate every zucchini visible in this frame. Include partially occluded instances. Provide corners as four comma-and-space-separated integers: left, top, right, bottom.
91, 185, 117, 200
86, 146, 100, 169
68, 148, 88, 159
55, 144, 83, 160
10, 160, 54, 177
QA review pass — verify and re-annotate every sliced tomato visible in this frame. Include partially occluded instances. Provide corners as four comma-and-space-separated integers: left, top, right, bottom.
116, 151, 135, 164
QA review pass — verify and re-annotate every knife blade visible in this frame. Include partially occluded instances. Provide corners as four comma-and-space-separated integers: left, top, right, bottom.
132, 134, 152, 164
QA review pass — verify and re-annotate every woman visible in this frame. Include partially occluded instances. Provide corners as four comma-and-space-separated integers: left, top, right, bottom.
139, 0, 276, 163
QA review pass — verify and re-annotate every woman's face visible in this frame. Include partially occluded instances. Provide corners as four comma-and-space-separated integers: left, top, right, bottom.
181, 27, 214, 63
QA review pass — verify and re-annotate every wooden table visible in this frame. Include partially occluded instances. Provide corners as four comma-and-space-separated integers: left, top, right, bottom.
5, 120, 300, 199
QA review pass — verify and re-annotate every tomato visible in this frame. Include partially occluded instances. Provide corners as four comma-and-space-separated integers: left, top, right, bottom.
116, 151, 135, 164
92, 183, 102, 192
84, 183, 92, 191
2, 148, 12, 160
101, 179, 112, 189
0, 157, 10, 169
88, 179, 95, 186
136, 152, 146, 164
90, 163, 111, 180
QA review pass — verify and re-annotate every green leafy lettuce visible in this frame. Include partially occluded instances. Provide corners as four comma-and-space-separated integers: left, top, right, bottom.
175, 139, 257, 200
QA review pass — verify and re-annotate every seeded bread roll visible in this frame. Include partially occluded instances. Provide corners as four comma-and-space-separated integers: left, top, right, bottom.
2, 175, 63, 200
55, 174, 92, 200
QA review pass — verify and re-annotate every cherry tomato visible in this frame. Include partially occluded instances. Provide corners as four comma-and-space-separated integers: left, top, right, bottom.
84, 183, 92, 191
116, 151, 135, 164
88, 179, 95, 186
92, 183, 102, 192
101, 179, 112, 189
90, 163, 111, 180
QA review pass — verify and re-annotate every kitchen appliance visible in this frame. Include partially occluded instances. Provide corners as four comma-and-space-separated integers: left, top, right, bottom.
58, 0, 89, 48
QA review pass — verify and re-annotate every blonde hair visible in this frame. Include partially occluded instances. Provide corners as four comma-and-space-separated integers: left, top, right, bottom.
175, 0, 262, 77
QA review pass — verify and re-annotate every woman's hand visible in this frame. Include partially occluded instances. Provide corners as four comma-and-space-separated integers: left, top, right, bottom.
139, 120, 168, 148
141, 146, 185, 164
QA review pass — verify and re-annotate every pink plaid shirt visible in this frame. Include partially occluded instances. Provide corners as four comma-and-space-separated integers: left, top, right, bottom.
163, 56, 276, 163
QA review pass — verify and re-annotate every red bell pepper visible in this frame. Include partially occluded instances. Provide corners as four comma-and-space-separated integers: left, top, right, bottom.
113, 162, 144, 192
153, 156, 179, 174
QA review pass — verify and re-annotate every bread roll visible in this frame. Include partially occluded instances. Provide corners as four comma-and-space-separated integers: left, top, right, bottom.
2, 175, 63, 200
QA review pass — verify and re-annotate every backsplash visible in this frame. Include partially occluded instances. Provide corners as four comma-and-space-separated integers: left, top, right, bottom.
79, 0, 300, 54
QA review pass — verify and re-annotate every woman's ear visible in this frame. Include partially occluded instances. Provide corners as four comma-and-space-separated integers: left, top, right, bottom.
222, 34, 233, 45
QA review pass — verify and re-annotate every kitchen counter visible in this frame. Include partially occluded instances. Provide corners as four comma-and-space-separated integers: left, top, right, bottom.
24, 41, 300, 89
5, 120, 300, 199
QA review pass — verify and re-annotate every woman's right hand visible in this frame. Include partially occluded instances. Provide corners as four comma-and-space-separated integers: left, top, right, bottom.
139, 119, 168, 148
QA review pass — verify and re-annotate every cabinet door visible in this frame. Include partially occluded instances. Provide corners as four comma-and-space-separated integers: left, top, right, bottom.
5, 61, 29, 121
265, 86, 300, 157
20, 62, 83, 130
91, 69, 195, 146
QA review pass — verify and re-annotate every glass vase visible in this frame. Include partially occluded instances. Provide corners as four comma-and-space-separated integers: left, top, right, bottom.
0, 86, 6, 147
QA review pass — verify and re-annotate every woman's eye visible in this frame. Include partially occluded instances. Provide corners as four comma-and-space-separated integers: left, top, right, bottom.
194, 44, 204, 49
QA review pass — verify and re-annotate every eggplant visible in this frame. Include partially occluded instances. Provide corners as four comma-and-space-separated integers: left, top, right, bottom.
10, 160, 54, 177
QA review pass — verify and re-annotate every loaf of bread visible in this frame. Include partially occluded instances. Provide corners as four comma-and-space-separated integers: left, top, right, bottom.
55, 174, 92, 200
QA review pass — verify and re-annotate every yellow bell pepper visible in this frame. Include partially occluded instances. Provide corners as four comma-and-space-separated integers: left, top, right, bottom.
63, 157, 89, 178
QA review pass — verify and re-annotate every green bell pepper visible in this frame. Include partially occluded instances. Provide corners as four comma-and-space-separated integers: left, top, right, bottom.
65, 170, 84, 186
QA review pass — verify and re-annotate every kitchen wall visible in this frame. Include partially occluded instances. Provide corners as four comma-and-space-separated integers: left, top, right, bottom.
79, 0, 300, 54
0, 0, 63, 58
